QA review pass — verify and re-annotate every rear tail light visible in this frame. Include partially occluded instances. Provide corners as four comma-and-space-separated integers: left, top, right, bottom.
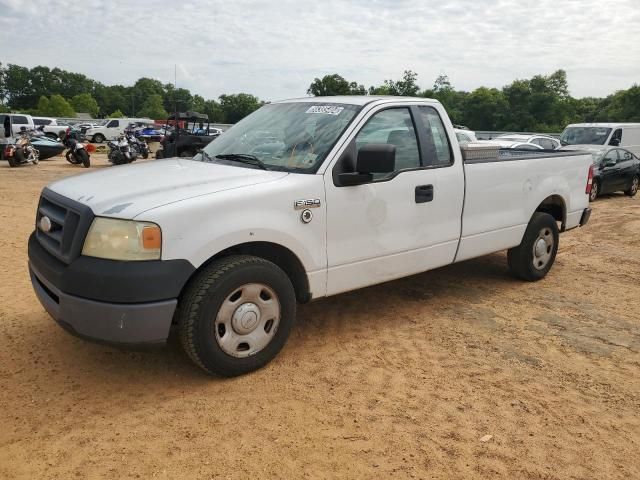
585, 164, 594, 194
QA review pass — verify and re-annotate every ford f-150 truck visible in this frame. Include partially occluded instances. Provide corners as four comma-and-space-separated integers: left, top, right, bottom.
28, 96, 593, 376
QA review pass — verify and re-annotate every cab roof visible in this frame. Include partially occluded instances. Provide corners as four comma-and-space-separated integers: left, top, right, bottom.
565, 123, 640, 128
274, 96, 440, 106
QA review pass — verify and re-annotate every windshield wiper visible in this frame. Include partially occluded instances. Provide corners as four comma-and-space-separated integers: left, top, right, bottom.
214, 153, 268, 170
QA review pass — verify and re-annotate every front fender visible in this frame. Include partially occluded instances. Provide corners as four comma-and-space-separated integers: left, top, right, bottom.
136, 174, 328, 297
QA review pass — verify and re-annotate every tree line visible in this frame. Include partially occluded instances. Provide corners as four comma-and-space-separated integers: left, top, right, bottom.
307, 70, 640, 132
0, 62, 262, 123
1, 62, 638, 132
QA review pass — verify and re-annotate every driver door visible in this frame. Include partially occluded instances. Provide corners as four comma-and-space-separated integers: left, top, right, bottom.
323, 104, 464, 296
600, 149, 622, 193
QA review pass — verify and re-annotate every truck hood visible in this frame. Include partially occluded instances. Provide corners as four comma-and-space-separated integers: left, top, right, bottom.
47, 158, 288, 218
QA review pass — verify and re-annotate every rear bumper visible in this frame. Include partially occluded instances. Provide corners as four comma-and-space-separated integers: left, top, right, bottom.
580, 207, 591, 226
30, 262, 176, 345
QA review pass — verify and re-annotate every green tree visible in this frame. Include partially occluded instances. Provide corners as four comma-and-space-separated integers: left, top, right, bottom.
139, 94, 168, 119
109, 109, 124, 118
203, 99, 225, 122
36, 96, 50, 115
463, 87, 507, 130
71, 93, 99, 117
307, 74, 365, 96
219, 93, 262, 123
48, 94, 76, 117
602, 85, 640, 122
370, 70, 420, 96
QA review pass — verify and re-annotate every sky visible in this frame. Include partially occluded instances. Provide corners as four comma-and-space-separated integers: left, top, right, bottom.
1, 0, 639, 102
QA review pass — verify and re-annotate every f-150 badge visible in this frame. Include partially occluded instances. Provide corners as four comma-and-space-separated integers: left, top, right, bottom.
294, 199, 321, 210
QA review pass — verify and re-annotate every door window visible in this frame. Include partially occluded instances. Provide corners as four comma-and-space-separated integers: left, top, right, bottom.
618, 149, 633, 161
538, 138, 555, 149
12, 115, 28, 124
610, 129, 622, 145
107, 120, 119, 128
602, 150, 619, 165
417, 106, 452, 166
355, 108, 420, 178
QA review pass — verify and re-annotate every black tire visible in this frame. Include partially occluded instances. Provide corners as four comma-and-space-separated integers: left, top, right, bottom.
7, 151, 17, 168
142, 151, 149, 159
507, 212, 559, 282
624, 175, 639, 197
177, 255, 296, 377
589, 179, 599, 202
13, 148, 25, 165
155, 149, 164, 159
65, 151, 80, 165
78, 149, 90, 168
92, 133, 105, 144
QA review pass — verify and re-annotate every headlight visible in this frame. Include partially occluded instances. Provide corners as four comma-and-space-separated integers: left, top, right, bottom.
82, 218, 161, 261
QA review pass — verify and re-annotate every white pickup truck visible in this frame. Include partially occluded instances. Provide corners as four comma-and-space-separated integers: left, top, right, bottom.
28, 96, 593, 376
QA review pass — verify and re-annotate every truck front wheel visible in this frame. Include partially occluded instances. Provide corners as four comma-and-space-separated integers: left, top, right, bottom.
507, 212, 559, 281
177, 255, 296, 377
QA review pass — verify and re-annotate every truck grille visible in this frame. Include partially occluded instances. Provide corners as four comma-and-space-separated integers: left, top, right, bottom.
35, 188, 94, 264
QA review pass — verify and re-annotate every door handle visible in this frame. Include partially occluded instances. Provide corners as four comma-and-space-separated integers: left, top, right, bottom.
415, 184, 434, 203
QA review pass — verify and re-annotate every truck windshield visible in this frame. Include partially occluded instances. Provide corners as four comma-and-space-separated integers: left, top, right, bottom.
560, 127, 611, 146
195, 102, 360, 173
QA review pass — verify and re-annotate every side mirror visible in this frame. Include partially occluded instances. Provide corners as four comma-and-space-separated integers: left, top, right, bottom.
338, 144, 396, 186
609, 138, 620, 146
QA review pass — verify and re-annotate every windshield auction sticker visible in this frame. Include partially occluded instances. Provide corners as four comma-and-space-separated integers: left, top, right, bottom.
306, 105, 344, 115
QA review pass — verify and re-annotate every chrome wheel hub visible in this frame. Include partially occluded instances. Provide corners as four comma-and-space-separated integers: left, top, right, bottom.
231, 302, 260, 334
215, 283, 281, 358
532, 227, 554, 270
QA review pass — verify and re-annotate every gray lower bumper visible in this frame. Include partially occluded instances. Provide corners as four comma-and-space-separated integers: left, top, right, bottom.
29, 263, 177, 345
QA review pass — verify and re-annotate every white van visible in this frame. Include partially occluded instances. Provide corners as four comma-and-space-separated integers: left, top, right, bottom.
84, 117, 154, 143
560, 123, 640, 156
0, 113, 36, 137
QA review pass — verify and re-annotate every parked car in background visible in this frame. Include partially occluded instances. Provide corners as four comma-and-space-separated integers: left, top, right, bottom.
493, 134, 561, 150
483, 138, 544, 151
32, 117, 71, 140
84, 117, 153, 143
560, 123, 640, 156
454, 128, 478, 144
560, 145, 640, 201
0, 113, 35, 136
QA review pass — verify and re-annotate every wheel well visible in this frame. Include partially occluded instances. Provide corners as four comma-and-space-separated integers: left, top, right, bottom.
535, 195, 566, 230
197, 242, 311, 303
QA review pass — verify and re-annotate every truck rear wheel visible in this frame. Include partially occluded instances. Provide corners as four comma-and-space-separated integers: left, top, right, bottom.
507, 212, 559, 281
177, 255, 296, 377
92, 133, 105, 144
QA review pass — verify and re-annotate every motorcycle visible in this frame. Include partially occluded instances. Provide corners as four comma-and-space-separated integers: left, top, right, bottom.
126, 133, 149, 159
107, 135, 137, 165
4, 131, 39, 167
60, 129, 90, 168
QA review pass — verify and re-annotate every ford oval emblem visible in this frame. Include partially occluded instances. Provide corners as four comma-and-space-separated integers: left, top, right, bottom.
39, 216, 52, 232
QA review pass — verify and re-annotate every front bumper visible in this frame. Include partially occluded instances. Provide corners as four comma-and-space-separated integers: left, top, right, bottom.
30, 262, 177, 345
28, 231, 195, 346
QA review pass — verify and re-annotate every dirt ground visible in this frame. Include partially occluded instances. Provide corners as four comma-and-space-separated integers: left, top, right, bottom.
1, 153, 639, 479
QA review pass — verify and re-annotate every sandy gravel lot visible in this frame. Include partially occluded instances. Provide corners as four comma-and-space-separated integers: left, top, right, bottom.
1, 153, 639, 479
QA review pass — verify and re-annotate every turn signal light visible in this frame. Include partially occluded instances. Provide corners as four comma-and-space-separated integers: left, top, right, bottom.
142, 225, 162, 249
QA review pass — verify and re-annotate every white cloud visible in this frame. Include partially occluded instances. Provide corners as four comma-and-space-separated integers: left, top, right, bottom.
0, 0, 639, 100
